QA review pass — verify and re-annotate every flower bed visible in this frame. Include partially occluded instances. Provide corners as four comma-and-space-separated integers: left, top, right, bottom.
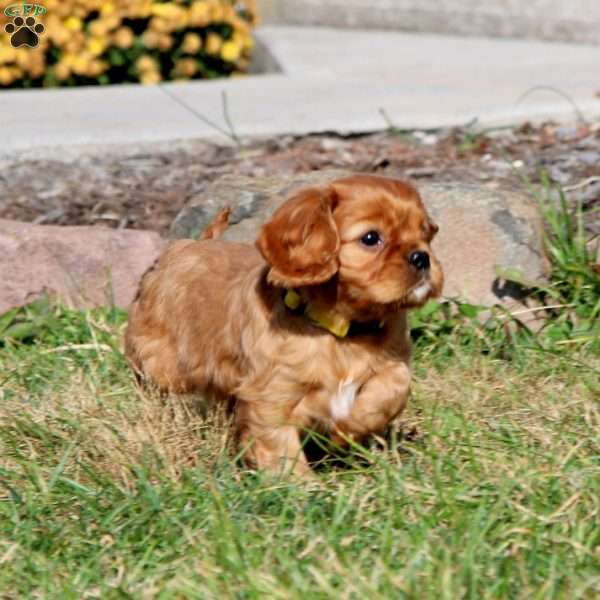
0, 0, 258, 88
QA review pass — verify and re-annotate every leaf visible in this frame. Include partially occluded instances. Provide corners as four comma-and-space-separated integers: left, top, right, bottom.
416, 300, 443, 318
1, 321, 39, 342
457, 303, 483, 319
0, 307, 19, 336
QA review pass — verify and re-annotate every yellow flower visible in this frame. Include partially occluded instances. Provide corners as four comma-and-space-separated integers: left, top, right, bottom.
29, 64, 45, 78
72, 55, 90, 75
88, 60, 107, 77
181, 32, 202, 54
113, 26, 134, 49
89, 20, 109, 37
210, 4, 224, 21
103, 16, 122, 32
65, 34, 86, 55
149, 17, 170, 34
87, 37, 107, 57
62, 53, 78, 68
126, 1, 152, 19
16, 50, 32, 69
140, 70, 161, 85
150, 5, 186, 30
173, 58, 197, 77
158, 35, 174, 51
0, 46, 17, 64
136, 55, 158, 73
54, 62, 71, 81
101, 2, 116, 17
220, 40, 241, 62
0, 66, 14, 85
142, 31, 161, 49
189, 1, 210, 26
222, 5, 236, 21
64, 16, 83, 32
151, 4, 180, 18
205, 32, 222, 55
73, 6, 88, 19
230, 17, 250, 37
48, 26, 70, 45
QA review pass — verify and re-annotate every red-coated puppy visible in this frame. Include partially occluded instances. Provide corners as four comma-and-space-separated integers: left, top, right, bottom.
125, 174, 443, 475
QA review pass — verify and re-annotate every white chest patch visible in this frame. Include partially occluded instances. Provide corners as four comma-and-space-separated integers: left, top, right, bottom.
330, 380, 359, 420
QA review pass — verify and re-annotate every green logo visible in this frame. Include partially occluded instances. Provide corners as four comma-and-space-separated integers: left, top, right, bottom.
4, 4, 46, 17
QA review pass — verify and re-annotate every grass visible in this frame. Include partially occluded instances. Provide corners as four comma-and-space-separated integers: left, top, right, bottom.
0, 186, 599, 599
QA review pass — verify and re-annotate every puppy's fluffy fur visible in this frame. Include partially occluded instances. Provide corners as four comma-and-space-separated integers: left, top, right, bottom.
125, 174, 443, 475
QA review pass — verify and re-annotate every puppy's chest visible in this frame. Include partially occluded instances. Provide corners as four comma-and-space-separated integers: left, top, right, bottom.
329, 379, 361, 420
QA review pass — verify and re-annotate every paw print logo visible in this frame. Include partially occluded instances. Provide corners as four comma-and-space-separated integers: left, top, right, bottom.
5, 16, 45, 48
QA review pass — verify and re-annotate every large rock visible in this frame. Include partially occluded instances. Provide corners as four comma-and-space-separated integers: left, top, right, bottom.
170, 171, 547, 306
0, 220, 165, 314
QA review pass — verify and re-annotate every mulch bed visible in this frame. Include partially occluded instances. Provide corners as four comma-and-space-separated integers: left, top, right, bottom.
1, 120, 599, 237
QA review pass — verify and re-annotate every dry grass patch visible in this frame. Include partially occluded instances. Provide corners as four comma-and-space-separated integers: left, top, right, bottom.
0, 377, 234, 494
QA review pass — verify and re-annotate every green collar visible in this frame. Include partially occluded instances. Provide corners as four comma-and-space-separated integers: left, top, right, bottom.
283, 289, 385, 338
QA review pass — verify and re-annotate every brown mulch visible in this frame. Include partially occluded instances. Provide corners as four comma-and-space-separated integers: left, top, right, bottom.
1, 120, 599, 237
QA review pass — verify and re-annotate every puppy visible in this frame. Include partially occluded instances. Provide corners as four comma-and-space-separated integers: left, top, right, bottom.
125, 174, 443, 475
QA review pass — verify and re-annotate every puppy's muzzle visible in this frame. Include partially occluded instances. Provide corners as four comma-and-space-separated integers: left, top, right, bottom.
408, 250, 430, 271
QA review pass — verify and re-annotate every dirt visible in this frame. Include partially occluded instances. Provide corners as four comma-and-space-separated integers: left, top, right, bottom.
0, 120, 599, 237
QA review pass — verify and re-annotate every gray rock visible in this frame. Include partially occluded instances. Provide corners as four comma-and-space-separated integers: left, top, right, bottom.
169, 170, 350, 241
422, 183, 547, 304
170, 171, 547, 306
0, 220, 165, 314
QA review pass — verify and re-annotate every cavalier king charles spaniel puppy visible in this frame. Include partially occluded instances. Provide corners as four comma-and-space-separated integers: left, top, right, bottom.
125, 174, 443, 475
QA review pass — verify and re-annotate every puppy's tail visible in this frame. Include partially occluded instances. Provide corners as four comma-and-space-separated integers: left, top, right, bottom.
200, 206, 231, 240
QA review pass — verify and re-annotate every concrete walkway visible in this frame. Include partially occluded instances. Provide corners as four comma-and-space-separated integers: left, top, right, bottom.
2, 26, 600, 157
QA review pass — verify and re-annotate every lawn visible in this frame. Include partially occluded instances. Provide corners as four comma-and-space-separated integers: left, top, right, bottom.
0, 192, 598, 599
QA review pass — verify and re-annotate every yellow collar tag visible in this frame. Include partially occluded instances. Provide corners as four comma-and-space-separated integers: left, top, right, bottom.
283, 289, 302, 310
306, 306, 350, 338
283, 289, 350, 338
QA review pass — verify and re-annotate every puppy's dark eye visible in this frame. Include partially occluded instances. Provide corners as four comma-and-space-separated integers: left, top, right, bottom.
360, 231, 381, 247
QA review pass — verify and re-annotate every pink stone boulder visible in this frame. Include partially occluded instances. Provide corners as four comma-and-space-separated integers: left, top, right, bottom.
0, 219, 166, 314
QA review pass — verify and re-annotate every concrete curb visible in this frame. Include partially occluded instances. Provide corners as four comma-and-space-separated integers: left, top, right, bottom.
257, 0, 600, 45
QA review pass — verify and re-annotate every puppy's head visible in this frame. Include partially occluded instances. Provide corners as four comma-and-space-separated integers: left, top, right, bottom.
256, 174, 443, 320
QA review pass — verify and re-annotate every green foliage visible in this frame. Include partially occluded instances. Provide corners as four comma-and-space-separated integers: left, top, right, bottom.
0, 295, 124, 345
0, 296, 128, 395
536, 178, 600, 349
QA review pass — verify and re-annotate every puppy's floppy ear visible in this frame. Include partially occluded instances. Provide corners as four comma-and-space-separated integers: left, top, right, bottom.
256, 186, 339, 287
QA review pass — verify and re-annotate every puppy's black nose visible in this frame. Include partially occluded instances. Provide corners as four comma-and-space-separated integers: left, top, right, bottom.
408, 250, 430, 271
